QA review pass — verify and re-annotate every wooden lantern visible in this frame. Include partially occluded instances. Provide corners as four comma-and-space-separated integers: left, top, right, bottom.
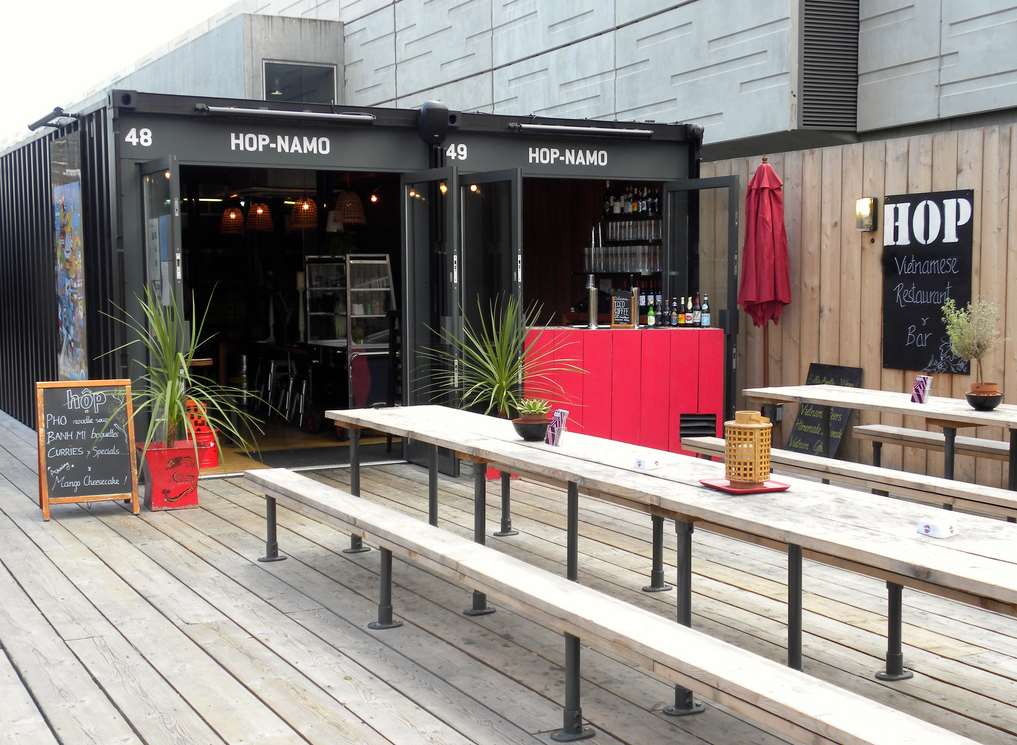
724, 411, 772, 487
247, 202, 273, 232
220, 206, 244, 234
335, 189, 366, 226
289, 197, 318, 230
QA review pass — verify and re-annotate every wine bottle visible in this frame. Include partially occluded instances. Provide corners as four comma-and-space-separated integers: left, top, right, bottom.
647, 300, 656, 327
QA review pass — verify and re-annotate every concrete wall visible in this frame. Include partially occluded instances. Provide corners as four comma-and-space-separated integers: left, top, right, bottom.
251, 0, 798, 144
245, 15, 344, 101
859, 0, 1017, 131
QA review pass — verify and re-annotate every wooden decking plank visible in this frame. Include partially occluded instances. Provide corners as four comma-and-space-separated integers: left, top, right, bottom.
200, 478, 781, 745
215, 477, 1014, 744
0, 644, 59, 745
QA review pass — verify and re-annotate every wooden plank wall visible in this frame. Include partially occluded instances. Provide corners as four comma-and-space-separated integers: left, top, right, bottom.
701, 124, 1015, 486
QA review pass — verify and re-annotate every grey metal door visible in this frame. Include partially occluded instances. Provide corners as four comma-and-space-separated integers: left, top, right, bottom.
401, 167, 460, 473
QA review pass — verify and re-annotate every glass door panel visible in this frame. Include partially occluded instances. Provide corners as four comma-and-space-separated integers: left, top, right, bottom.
141, 157, 183, 310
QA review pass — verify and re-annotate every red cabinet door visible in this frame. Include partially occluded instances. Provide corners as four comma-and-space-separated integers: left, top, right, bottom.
639, 331, 671, 450
698, 329, 725, 435
581, 331, 613, 438
668, 332, 700, 453
610, 331, 641, 444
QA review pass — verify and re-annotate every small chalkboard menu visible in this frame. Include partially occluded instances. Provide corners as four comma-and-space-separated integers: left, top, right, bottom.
35, 380, 139, 521
785, 363, 863, 458
610, 289, 637, 328
882, 190, 973, 373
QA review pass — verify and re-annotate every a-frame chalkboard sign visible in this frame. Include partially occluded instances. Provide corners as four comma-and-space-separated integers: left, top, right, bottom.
35, 380, 140, 521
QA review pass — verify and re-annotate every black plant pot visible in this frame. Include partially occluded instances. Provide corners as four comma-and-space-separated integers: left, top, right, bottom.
512, 417, 550, 441
966, 392, 1003, 411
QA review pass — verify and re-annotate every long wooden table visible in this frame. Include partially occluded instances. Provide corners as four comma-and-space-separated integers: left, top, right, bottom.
327, 404, 1017, 688
744, 383, 1017, 488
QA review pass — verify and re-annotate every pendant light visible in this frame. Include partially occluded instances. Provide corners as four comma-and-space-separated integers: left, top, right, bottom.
220, 205, 244, 234
290, 197, 318, 230
247, 201, 273, 232
334, 189, 366, 226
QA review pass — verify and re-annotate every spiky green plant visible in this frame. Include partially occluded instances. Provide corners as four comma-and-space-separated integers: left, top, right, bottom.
942, 298, 1001, 384
420, 296, 582, 418
105, 287, 264, 457
517, 398, 551, 418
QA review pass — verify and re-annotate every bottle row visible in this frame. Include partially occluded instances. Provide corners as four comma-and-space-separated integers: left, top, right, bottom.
604, 186, 660, 217
645, 293, 712, 328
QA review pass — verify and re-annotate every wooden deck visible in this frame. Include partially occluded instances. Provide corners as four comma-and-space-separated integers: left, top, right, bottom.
1, 410, 1015, 745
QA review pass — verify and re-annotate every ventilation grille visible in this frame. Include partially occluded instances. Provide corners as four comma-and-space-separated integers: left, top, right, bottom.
679, 413, 718, 439
801, 0, 859, 130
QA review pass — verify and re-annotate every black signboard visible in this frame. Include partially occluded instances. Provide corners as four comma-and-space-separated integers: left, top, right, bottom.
35, 380, 139, 521
882, 190, 973, 372
785, 363, 863, 458
610, 290, 636, 328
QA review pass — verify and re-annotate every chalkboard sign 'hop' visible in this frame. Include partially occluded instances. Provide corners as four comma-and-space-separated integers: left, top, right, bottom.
35, 380, 140, 521
882, 190, 973, 373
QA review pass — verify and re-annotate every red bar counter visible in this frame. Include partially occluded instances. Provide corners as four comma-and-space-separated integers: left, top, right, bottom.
525, 327, 724, 454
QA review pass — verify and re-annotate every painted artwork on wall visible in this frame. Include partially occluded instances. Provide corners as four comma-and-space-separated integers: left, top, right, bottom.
51, 136, 88, 380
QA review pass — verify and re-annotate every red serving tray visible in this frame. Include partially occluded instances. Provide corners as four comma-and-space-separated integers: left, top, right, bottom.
699, 478, 790, 495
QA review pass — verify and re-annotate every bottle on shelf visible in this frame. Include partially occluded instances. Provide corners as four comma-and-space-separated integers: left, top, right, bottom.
677, 296, 686, 327
669, 297, 678, 327
647, 299, 656, 327
701, 294, 711, 327
686, 295, 694, 326
692, 293, 702, 326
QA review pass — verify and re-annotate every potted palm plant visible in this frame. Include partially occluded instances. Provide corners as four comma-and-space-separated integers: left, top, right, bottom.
941, 298, 1003, 410
109, 288, 264, 509
421, 296, 582, 437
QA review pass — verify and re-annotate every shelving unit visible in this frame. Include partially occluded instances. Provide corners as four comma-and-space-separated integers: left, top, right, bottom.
346, 254, 396, 350
304, 255, 347, 345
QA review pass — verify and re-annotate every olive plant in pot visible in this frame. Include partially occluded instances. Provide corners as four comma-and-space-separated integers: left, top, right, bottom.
941, 298, 1003, 411
420, 296, 582, 442
107, 288, 264, 509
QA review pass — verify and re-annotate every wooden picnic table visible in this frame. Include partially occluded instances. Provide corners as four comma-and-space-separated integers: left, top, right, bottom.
326, 404, 1017, 685
744, 383, 1017, 488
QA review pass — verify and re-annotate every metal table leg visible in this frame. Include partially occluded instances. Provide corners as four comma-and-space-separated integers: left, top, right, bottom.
258, 495, 287, 562
464, 463, 495, 616
875, 582, 913, 681
494, 471, 519, 537
872, 441, 882, 467
368, 547, 402, 630
943, 426, 957, 480
343, 427, 371, 554
1009, 431, 1017, 522
787, 544, 802, 670
428, 444, 439, 527
643, 515, 673, 593
664, 519, 704, 717
566, 481, 580, 582
551, 633, 595, 741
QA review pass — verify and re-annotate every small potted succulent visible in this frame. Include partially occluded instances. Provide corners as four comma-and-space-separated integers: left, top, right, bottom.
941, 298, 1003, 410
513, 398, 551, 441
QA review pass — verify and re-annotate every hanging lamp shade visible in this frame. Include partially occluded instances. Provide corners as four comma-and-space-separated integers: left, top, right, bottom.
247, 202, 273, 232
335, 189, 366, 226
220, 206, 245, 235
290, 197, 318, 230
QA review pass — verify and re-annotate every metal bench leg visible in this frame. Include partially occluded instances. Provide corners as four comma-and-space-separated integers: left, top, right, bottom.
551, 633, 595, 742
464, 464, 495, 616
664, 519, 705, 716
1009, 430, 1017, 492
566, 481, 580, 582
494, 470, 519, 537
368, 547, 402, 630
872, 441, 882, 467
787, 544, 802, 670
344, 428, 371, 554
258, 496, 286, 563
822, 405, 832, 458
943, 426, 956, 480
428, 444, 439, 527
875, 582, 913, 681
643, 515, 673, 593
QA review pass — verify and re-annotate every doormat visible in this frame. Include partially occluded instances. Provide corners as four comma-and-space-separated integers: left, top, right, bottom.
251, 442, 398, 469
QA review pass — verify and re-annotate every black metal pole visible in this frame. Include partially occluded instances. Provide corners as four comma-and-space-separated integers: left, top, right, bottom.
875, 582, 913, 681
664, 519, 704, 716
494, 470, 519, 537
643, 515, 673, 593
428, 444, 439, 527
943, 426, 957, 480
344, 427, 371, 554
567, 481, 579, 582
550, 633, 594, 742
464, 463, 495, 616
1009, 431, 1017, 522
258, 496, 286, 562
822, 406, 832, 457
787, 544, 802, 670
368, 547, 402, 630
872, 441, 882, 467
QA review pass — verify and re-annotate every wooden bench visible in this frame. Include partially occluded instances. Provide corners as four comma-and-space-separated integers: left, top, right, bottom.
245, 467, 977, 745
682, 436, 1017, 522
854, 423, 1010, 464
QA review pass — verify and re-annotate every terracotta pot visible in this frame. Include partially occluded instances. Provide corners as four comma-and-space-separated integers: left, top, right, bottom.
971, 381, 1000, 396
512, 415, 550, 442
140, 441, 200, 510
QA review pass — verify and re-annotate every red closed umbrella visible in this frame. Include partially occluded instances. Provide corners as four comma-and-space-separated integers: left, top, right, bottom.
738, 157, 791, 327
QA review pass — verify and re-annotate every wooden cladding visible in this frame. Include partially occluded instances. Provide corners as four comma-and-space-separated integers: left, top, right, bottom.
702, 125, 1017, 488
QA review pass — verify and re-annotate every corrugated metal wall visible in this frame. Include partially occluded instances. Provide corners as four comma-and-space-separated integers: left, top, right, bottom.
0, 108, 118, 428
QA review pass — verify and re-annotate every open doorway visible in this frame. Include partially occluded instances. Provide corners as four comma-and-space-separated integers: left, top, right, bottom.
178, 164, 403, 473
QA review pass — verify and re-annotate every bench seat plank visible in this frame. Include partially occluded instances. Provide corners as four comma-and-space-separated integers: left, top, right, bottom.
854, 424, 1010, 461
245, 468, 979, 745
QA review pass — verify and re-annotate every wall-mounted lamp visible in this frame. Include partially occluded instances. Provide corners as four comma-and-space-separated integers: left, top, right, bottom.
855, 197, 878, 232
